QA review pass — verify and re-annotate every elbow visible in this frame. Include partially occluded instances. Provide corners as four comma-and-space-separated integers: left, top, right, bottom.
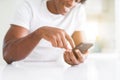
3, 52, 26, 64
3, 44, 14, 64
3, 46, 27, 64
4, 59, 13, 64
3, 49, 15, 64
3, 53, 13, 64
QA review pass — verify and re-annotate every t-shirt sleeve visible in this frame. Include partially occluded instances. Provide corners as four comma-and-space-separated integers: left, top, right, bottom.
75, 5, 87, 31
11, 0, 32, 30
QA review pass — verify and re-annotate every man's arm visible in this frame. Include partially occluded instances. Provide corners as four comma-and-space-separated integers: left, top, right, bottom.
3, 25, 75, 64
3, 25, 43, 64
72, 31, 86, 46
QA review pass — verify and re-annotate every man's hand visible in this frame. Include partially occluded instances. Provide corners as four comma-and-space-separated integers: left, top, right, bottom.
36, 26, 75, 49
64, 49, 88, 65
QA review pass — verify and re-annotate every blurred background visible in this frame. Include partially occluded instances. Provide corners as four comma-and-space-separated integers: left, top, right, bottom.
85, 0, 115, 53
0, 0, 120, 64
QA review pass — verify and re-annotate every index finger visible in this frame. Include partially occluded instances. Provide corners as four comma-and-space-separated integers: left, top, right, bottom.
65, 33, 75, 48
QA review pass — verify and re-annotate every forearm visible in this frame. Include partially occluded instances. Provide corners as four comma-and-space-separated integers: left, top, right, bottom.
72, 31, 86, 46
3, 30, 42, 64
3, 26, 75, 64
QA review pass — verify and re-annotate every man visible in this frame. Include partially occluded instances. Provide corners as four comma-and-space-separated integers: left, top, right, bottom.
3, 0, 87, 65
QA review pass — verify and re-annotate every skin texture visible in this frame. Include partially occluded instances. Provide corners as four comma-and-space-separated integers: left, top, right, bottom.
3, 0, 87, 65
47, 0, 81, 15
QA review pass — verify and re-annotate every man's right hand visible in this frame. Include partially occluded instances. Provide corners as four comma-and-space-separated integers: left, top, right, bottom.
3, 25, 75, 64
36, 26, 75, 49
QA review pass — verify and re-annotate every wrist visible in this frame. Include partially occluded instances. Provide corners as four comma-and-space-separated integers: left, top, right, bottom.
33, 27, 44, 40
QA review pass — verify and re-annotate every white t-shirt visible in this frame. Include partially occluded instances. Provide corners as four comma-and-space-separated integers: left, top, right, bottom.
11, 0, 86, 62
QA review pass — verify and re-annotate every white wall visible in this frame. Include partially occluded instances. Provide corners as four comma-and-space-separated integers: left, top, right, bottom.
86, 0, 115, 53
115, 0, 120, 53
0, 0, 23, 64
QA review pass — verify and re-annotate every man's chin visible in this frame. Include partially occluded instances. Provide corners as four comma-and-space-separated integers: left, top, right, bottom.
60, 11, 69, 15
60, 12, 67, 15
59, 7, 71, 15
64, 6, 71, 13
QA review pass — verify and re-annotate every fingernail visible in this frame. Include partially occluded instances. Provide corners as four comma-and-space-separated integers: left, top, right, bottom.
66, 49, 71, 52
75, 49, 79, 53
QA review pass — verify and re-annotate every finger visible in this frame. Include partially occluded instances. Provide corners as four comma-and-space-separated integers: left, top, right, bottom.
68, 50, 79, 65
64, 52, 73, 65
74, 49, 84, 63
65, 33, 75, 48
43, 35, 58, 47
60, 32, 69, 49
51, 36, 58, 47
84, 50, 89, 55
56, 34, 63, 48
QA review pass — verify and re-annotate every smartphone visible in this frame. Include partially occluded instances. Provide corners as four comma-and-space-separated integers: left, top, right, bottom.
72, 42, 93, 54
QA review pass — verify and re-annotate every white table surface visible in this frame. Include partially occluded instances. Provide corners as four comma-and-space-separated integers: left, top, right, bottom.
0, 54, 120, 80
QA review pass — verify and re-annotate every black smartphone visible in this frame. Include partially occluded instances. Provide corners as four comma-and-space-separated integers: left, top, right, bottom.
72, 42, 93, 54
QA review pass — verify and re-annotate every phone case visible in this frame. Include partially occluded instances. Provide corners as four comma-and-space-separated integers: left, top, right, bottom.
72, 42, 93, 54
